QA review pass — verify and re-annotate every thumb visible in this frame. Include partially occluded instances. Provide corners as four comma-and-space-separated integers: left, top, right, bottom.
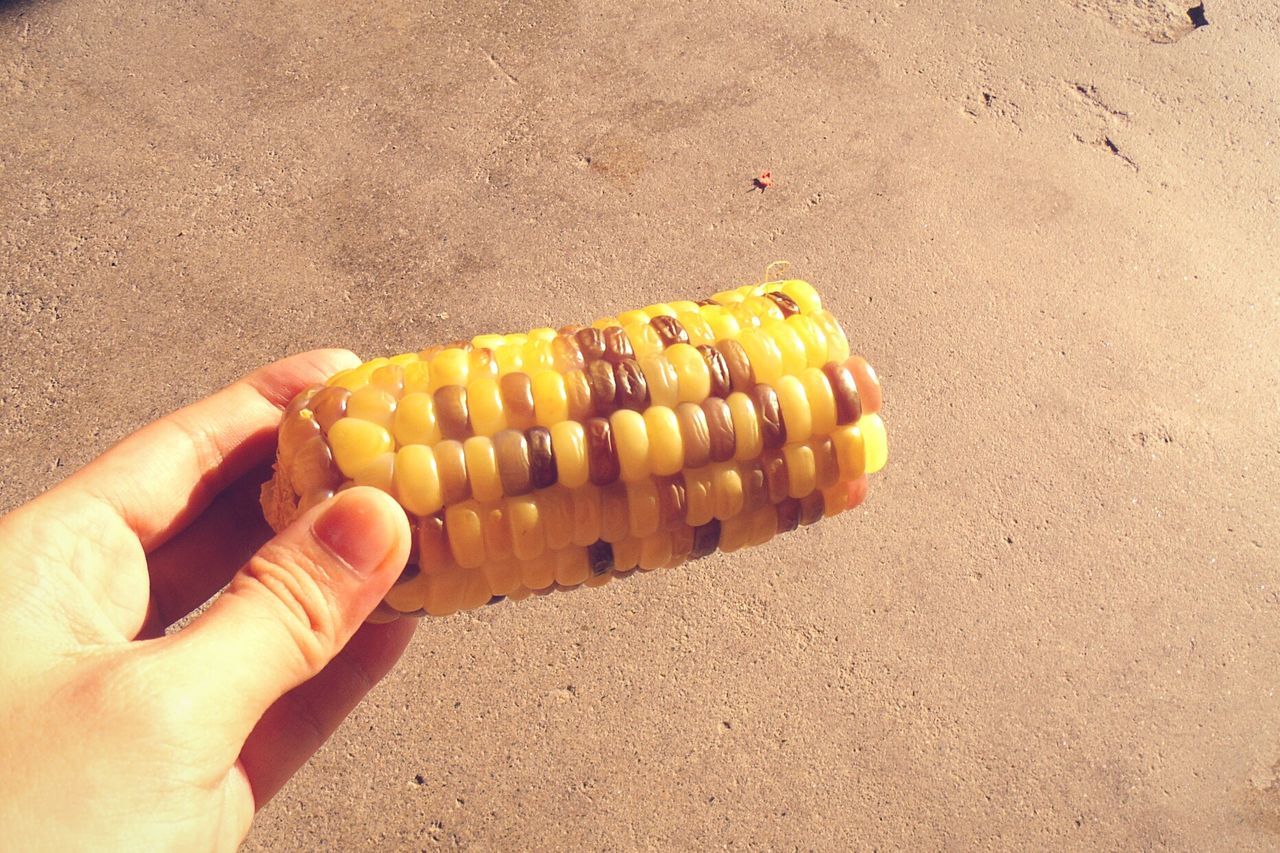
173, 486, 411, 733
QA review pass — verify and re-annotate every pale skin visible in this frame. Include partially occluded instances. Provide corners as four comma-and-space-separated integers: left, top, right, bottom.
0, 350, 416, 851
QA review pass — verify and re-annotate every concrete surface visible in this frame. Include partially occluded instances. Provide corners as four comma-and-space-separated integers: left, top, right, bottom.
2, 0, 1278, 848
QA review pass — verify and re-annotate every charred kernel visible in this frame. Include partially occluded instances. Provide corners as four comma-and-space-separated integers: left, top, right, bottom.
526, 426, 558, 489
696, 297, 719, 306
776, 498, 802, 533
715, 339, 756, 393
751, 384, 787, 450
656, 476, 688, 529
575, 327, 607, 361
499, 372, 536, 430
493, 429, 533, 496
587, 359, 618, 417
310, 386, 351, 433
675, 402, 711, 469
799, 491, 826, 525
650, 314, 689, 347
764, 290, 801, 318
823, 362, 863, 425
434, 385, 471, 440
701, 397, 736, 463
761, 451, 789, 504
602, 326, 634, 363
584, 417, 620, 486
691, 519, 722, 559
586, 539, 614, 575
613, 359, 650, 411
698, 344, 732, 398
845, 355, 884, 414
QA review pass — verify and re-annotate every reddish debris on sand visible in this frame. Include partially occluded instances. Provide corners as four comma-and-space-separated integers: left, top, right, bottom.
753, 170, 773, 191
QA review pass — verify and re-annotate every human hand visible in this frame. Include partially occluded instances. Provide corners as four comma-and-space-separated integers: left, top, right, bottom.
0, 350, 416, 851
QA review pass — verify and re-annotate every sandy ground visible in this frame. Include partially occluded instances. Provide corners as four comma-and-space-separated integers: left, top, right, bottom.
3, 0, 1278, 848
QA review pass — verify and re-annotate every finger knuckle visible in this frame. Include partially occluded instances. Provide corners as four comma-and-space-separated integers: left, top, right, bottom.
237, 549, 342, 674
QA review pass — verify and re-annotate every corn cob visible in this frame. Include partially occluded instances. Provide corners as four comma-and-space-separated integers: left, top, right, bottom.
261, 279, 887, 619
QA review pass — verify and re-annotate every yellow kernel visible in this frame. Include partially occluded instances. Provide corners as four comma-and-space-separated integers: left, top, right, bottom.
626, 479, 660, 538
509, 496, 544, 561
780, 279, 822, 313
445, 502, 485, 568
610, 409, 650, 482
329, 418, 394, 478
639, 354, 679, 408
532, 370, 569, 427
783, 444, 816, 499
467, 377, 507, 435
861, 413, 888, 474
392, 392, 442, 446
800, 368, 837, 436
550, 420, 589, 488
666, 343, 711, 403
775, 375, 813, 443
346, 385, 398, 430
643, 406, 684, 476
394, 445, 442, 516
353, 452, 396, 492
463, 436, 503, 502
403, 361, 432, 394
832, 424, 865, 479
738, 329, 783, 385
428, 348, 470, 390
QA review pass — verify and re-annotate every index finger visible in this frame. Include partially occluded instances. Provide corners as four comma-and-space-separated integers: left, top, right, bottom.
51, 349, 360, 553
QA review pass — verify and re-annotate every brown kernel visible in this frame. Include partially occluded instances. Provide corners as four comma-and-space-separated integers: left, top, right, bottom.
764, 291, 801, 318
715, 340, 756, 393
564, 369, 594, 421
434, 385, 471, 440
493, 429, 532, 496
526, 426, 558, 489
650, 315, 689, 347
799, 491, 826, 525
699, 344, 731, 398
584, 417, 620, 486
309, 386, 351, 433
435, 439, 471, 504
613, 359, 650, 411
701, 397, 736, 463
761, 451, 789, 504
691, 519, 722, 559
575, 327, 607, 361
675, 402, 711, 469
587, 360, 618, 417
823, 362, 863, 425
750, 384, 787, 449
586, 539, 614, 575
776, 498, 802, 533
499, 372, 536, 430
602, 326, 635, 363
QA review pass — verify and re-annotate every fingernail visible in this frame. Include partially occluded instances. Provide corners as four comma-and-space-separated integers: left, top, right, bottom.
312, 489, 401, 577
